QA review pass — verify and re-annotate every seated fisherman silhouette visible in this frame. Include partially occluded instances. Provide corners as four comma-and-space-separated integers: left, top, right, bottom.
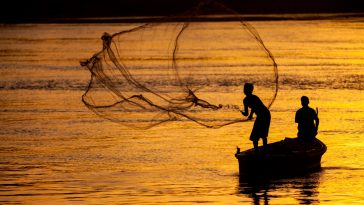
241, 83, 271, 154
295, 96, 319, 141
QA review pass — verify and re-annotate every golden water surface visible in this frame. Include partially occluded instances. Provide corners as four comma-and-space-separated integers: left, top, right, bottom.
0, 19, 364, 204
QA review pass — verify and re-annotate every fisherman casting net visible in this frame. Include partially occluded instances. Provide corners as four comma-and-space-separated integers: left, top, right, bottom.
81, 0, 278, 129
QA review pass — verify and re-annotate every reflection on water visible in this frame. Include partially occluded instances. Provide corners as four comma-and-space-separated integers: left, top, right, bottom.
237, 171, 322, 205
238, 177, 270, 205
1, 19, 364, 204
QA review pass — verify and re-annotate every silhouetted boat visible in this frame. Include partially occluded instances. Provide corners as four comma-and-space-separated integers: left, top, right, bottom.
235, 138, 327, 178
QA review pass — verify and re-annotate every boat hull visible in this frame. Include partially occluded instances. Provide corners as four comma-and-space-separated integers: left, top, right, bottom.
235, 138, 327, 178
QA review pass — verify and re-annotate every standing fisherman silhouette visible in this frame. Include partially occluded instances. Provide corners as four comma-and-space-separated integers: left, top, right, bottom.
295, 96, 319, 141
241, 83, 271, 154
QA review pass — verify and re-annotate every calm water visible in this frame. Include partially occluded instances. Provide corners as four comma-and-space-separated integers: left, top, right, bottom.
1, 19, 364, 204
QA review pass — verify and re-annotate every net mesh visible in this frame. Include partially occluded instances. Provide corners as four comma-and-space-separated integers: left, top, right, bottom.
80, 0, 278, 129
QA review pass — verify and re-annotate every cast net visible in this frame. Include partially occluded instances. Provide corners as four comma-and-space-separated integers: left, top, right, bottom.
80, 0, 278, 129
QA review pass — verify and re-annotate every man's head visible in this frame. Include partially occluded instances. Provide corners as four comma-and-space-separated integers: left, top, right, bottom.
301, 96, 309, 107
244, 83, 254, 95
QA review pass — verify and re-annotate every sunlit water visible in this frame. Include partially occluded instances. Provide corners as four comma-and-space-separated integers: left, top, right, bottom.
0, 19, 364, 204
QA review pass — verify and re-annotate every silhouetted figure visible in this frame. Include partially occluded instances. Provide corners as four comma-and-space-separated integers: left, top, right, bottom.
295, 96, 319, 141
241, 83, 271, 154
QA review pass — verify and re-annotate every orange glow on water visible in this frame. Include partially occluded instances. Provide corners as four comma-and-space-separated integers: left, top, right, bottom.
0, 19, 364, 204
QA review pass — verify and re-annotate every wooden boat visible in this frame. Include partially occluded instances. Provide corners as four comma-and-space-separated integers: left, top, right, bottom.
235, 138, 327, 178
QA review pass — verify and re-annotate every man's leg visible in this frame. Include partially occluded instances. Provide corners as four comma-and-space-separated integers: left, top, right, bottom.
253, 140, 259, 154
262, 137, 268, 154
